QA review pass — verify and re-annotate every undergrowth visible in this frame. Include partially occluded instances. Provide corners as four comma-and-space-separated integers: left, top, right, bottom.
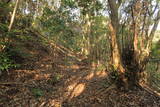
0, 52, 19, 72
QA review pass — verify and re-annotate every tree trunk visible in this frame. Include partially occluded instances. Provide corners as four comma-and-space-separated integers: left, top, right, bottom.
109, 23, 129, 89
108, 0, 129, 89
108, 0, 144, 90
107, 0, 160, 90
8, 0, 19, 31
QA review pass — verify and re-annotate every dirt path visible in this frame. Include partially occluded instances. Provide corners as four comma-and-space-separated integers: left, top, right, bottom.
0, 48, 160, 107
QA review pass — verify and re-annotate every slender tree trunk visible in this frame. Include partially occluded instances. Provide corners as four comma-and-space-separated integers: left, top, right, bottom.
8, 0, 19, 31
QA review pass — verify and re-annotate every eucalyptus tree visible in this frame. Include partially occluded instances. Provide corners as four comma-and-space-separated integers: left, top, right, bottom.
107, 0, 160, 89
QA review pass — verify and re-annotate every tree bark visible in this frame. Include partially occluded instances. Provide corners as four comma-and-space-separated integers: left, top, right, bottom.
108, 0, 129, 89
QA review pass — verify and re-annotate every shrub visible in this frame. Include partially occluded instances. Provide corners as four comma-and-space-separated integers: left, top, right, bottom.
0, 52, 19, 72
31, 88, 44, 98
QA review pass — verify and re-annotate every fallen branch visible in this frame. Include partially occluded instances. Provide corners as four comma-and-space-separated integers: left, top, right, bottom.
140, 83, 160, 98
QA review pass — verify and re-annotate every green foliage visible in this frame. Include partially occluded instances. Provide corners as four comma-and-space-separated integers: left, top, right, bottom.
77, 0, 103, 15
7, 45, 32, 59
53, 74, 62, 81
146, 62, 160, 91
37, 6, 80, 51
147, 41, 160, 91
0, 23, 8, 33
62, 0, 77, 8
47, 74, 62, 85
0, 2, 18, 72
15, 15, 33, 28
108, 70, 120, 85
31, 88, 44, 98
110, 71, 119, 80
95, 64, 106, 72
0, 52, 19, 71
151, 41, 160, 58
0, 1, 11, 17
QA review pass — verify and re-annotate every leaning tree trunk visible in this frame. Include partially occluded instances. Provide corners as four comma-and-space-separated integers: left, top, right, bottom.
8, 0, 19, 31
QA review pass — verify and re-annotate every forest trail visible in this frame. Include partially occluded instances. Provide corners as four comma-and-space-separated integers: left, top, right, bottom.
1, 0, 160, 106
0, 39, 160, 107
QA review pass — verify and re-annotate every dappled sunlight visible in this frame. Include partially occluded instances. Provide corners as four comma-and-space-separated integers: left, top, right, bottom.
2, 46, 159, 107
70, 70, 77, 73
29, 50, 39, 55
67, 82, 78, 91
1, 0, 160, 106
58, 65, 66, 69
85, 72, 94, 80
61, 64, 110, 102
6, 70, 34, 81
39, 99, 62, 107
48, 100, 61, 107
40, 64, 52, 68
14, 70, 35, 73
7, 69, 54, 82
69, 83, 86, 99
70, 65, 80, 70
34, 74, 51, 80
95, 71, 108, 78
84, 71, 107, 81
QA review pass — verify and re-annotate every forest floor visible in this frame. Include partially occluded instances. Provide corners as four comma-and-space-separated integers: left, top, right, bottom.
0, 37, 160, 107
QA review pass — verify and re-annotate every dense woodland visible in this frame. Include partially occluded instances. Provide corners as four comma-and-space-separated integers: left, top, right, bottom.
0, 0, 160, 106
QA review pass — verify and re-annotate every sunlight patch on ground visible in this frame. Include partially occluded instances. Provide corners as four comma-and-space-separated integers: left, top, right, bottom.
85, 72, 94, 80
47, 99, 61, 107
69, 83, 86, 99
85, 71, 107, 80
70, 65, 80, 69
67, 83, 78, 91
34, 74, 51, 80
95, 71, 107, 78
